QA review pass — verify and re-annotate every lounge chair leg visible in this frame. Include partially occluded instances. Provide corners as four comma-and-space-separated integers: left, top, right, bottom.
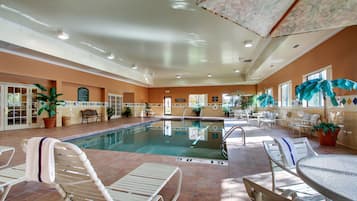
1, 185, 12, 201
171, 168, 182, 201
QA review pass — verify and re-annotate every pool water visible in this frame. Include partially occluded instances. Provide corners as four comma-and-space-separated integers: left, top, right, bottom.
68, 120, 226, 160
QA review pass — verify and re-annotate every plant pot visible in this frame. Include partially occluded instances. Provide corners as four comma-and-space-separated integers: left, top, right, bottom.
318, 128, 340, 146
62, 116, 71, 127
43, 117, 56, 128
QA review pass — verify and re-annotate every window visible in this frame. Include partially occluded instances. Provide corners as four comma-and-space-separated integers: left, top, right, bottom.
108, 93, 123, 118
265, 88, 273, 96
302, 67, 331, 107
189, 94, 207, 107
279, 81, 291, 107
222, 93, 240, 108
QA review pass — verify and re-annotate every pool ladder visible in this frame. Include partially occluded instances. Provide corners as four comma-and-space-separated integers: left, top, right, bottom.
221, 125, 246, 159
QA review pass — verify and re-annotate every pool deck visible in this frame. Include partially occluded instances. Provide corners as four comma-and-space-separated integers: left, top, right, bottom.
1, 117, 357, 201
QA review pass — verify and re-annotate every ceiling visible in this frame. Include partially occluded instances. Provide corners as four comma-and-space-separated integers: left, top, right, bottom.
0, 0, 345, 87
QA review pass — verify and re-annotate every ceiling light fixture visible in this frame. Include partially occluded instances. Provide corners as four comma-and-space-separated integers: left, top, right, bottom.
176, 75, 182, 79
207, 73, 212, 78
170, 0, 195, 11
200, 59, 208, 62
234, 69, 240, 73
244, 40, 253, 48
131, 65, 138, 70
107, 53, 115, 60
57, 30, 69, 40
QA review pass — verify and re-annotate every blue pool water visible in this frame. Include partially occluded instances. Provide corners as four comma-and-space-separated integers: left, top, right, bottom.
68, 120, 226, 160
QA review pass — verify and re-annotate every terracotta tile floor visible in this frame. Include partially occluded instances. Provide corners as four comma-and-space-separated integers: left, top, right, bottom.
0, 118, 356, 201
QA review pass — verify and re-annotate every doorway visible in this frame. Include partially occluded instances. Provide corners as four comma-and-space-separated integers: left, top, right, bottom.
163, 96, 172, 115
0, 83, 39, 131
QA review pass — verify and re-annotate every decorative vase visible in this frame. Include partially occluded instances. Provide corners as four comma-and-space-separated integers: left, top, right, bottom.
318, 128, 340, 146
43, 117, 56, 128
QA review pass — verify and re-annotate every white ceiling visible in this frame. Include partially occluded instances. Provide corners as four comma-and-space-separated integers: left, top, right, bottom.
0, 0, 342, 87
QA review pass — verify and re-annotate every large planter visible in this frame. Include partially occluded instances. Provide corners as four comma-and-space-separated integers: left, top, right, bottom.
318, 128, 340, 146
43, 117, 56, 128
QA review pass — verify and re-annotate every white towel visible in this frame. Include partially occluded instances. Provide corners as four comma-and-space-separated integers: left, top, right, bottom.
25, 137, 60, 184
274, 137, 297, 167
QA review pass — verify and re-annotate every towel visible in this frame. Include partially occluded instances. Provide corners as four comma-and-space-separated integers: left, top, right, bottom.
25, 137, 60, 184
274, 137, 297, 167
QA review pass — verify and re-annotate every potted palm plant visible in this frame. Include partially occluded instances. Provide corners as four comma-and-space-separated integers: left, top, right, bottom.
35, 83, 65, 128
107, 107, 115, 120
192, 105, 202, 116
295, 78, 357, 146
257, 93, 274, 108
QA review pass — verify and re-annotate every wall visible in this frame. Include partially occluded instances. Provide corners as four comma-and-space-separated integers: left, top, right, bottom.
257, 26, 357, 148
148, 85, 257, 116
0, 52, 149, 127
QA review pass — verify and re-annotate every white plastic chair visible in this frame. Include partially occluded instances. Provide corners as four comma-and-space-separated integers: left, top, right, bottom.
262, 138, 325, 200
263, 137, 317, 190
25, 140, 182, 201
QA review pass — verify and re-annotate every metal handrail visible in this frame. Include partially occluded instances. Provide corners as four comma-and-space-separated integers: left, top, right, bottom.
223, 125, 246, 145
221, 125, 246, 159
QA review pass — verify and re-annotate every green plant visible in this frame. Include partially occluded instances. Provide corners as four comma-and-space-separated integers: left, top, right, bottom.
144, 102, 151, 116
35, 83, 64, 118
106, 107, 115, 120
313, 122, 340, 136
296, 78, 357, 121
257, 93, 274, 108
241, 95, 257, 109
192, 105, 202, 116
122, 107, 132, 117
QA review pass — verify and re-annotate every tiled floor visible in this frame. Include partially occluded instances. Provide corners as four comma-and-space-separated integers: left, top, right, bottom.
0, 117, 356, 201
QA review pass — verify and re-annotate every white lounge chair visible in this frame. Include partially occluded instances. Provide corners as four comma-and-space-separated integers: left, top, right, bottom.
0, 146, 15, 169
0, 164, 26, 201
262, 138, 324, 200
243, 177, 295, 201
50, 141, 182, 201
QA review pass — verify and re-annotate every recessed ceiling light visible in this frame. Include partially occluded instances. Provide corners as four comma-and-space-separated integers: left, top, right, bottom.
107, 53, 115, 60
207, 73, 212, 78
244, 40, 253, 48
170, 0, 195, 11
131, 65, 138, 70
57, 30, 69, 40
293, 44, 300, 48
200, 59, 208, 62
234, 69, 240, 73
176, 75, 182, 79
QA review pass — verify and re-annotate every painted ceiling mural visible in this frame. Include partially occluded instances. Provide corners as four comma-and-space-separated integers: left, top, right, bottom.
196, 0, 357, 37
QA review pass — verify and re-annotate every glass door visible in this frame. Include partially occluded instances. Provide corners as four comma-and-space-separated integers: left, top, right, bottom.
164, 96, 171, 115
6, 86, 28, 129
0, 86, 4, 131
108, 94, 123, 119
3, 85, 38, 130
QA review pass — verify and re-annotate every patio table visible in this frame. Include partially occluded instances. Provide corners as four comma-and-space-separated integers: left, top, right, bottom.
0, 145, 15, 168
296, 154, 357, 201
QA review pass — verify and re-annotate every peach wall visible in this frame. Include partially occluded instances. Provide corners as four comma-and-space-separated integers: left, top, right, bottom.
257, 26, 357, 98
257, 26, 357, 149
148, 85, 257, 116
149, 85, 257, 103
62, 82, 102, 101
0, 52, 148, 102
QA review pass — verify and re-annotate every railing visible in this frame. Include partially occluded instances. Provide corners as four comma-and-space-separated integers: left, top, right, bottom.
221, 125, 246, 159
182, 107, 187, 119
223, 125, 246, 145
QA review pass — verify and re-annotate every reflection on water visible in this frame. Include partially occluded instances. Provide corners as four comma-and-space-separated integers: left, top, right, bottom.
69, 120, 226, 160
